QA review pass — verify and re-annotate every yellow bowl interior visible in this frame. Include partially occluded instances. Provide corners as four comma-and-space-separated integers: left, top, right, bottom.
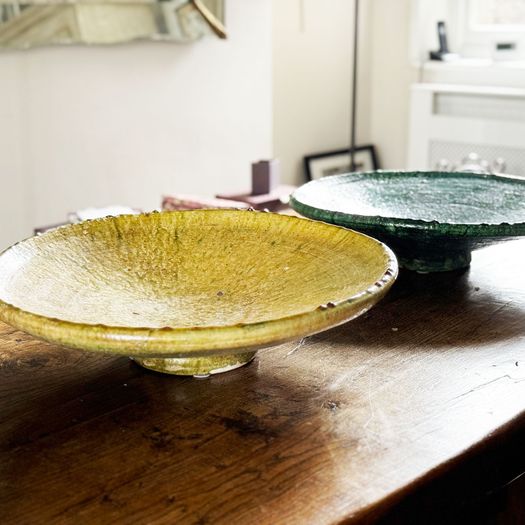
0, 210, 397, 356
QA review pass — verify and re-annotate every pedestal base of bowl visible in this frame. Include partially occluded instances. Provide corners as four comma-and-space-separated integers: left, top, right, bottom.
133, 351, 256, 377
400, 250, 472, 273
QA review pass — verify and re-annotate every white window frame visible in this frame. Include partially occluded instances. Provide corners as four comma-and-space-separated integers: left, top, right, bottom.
456, 0, 525, 60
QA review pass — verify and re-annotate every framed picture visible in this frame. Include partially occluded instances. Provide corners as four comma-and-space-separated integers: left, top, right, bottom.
304, 145, 379, 181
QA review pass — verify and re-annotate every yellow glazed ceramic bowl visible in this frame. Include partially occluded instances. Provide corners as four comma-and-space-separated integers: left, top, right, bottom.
0, 210, 397, 376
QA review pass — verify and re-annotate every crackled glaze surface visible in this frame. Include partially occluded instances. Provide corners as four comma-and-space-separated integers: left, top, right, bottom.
291, 171, 525, 272
0, 210, 397, 374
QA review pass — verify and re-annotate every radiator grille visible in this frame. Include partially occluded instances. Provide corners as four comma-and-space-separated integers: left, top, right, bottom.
429, 140, 525, 177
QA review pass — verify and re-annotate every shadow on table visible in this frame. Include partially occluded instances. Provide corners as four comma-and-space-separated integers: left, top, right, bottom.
1, 345, 355, 523
309, 266, 525, 349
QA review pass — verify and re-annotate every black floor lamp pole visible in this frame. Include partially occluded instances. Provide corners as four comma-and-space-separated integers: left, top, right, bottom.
350, 0, 359, 171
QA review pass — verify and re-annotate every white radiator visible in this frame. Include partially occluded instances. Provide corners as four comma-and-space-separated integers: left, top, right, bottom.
407, 83, 525, 176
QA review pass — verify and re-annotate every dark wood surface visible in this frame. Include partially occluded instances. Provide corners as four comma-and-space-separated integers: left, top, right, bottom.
1, 240, 525, 524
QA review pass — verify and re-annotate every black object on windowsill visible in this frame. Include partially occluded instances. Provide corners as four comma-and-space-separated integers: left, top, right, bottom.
429, 21, 459, 61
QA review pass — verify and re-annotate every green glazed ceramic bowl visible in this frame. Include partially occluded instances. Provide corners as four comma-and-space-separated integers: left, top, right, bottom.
290, 171, 525, 273
0, 210, 397, 376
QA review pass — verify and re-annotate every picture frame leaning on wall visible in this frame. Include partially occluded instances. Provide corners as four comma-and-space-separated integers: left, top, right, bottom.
304, 145, 379, 181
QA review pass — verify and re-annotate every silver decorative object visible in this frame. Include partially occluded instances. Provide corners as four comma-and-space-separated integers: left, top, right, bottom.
435, 152, 507, 174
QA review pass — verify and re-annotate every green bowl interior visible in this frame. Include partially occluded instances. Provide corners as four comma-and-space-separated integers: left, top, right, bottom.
291, 171, 525, 234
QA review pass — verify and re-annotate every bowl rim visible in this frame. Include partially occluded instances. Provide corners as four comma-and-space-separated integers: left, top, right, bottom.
0, 209, 398, 356
290, 170, 525, 238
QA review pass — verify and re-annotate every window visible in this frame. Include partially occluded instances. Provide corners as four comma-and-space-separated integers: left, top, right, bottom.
470, 0, 525, 28
410, 0, 525, 66
460, 0, 525, 59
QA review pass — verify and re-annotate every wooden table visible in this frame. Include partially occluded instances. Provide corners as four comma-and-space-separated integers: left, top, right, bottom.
1, 240, 525, 524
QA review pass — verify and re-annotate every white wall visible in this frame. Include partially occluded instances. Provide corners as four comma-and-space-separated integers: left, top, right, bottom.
0, 0, 272, 249
272, 0, 373, 185
272, 0, 415, 184
1, 0, 419, 250
369, 0, 416, 171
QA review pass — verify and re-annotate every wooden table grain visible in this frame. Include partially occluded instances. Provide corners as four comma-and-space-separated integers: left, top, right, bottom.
1, 240, 525, 524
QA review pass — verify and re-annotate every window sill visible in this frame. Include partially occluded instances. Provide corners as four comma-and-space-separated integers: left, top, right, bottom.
420, 59, 525, 88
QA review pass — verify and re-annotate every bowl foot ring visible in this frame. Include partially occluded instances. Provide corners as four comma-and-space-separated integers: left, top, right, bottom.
133, 351, 256, 377
400, 250, 472, 273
